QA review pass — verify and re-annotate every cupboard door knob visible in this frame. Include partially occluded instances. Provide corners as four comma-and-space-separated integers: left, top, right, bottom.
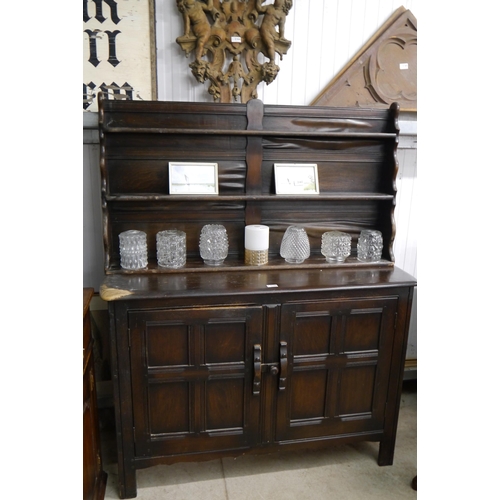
253, 344, 262, 395
270, 366, 279, 375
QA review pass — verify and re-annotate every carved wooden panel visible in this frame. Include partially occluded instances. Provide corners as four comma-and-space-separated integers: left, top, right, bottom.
276, 296, 398, 442
129, 306, 263, 456
311, 7, 417, 111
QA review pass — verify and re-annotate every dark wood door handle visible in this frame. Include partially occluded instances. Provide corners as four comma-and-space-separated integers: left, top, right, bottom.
253, 344, 262, 395
279, 341, 287, 390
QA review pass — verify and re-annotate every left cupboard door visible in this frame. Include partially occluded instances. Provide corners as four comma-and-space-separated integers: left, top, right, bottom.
129, 306, 264, 458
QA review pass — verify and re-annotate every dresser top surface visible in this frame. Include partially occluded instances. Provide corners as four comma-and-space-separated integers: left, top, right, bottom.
100, 266, 416, 302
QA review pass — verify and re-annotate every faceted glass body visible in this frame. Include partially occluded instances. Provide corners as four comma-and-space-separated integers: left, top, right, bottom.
157, 230, 186, 268
119, 230, 148, 270
357, 230, 383, 262
280, 226, 310, 264
321, 231, 352, 262
199, 224, 229, 266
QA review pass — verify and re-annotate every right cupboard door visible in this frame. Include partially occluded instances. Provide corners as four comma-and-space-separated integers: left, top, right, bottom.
275, 295, 399, 443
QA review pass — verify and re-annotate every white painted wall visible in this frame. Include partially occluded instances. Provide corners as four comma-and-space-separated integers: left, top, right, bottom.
155, 0, 418, 105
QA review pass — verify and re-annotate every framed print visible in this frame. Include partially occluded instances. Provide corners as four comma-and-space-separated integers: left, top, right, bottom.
83, 0, 157, 112
169, 162, 219, 195
274, 163, 320, 195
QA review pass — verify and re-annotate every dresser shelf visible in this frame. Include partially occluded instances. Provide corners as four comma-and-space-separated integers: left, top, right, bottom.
105, 193, 395, 202
102, 126, 398, 140
104, 255, 394, 275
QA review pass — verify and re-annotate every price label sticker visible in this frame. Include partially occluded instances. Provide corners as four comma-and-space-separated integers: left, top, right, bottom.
231, 36, 242, 43
400, 63, 409, 70
266, 284, 278, 288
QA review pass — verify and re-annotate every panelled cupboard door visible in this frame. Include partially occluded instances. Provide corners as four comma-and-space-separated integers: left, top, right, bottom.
276, 296, 399, 443
129, 306, 263, 457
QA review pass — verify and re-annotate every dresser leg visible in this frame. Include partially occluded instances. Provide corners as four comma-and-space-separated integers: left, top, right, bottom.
117, 463, 137, 499
377, 438, 395, 466
411, 475, 417, 491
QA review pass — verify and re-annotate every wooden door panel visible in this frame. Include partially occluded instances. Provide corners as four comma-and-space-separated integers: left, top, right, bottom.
342, 310, 382, 352
294, 314, 333, 355
290, 368, 329, 420
204, 321, 246, 364
146, 323, 190, 366
129, 306, 263, 457
148, 381, 190, 435
206, 378, 245, 430
276, 296, 398, 442
337, 364, 377, 416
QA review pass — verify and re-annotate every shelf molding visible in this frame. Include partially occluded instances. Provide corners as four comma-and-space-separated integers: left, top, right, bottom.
101, 126, 397, 140
105, 256, 395, 276
105, 193, 395, 202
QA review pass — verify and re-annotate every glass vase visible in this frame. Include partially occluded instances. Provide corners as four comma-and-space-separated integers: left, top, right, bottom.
280, 226, 310, 264
156, 229, 186, 268
199, 224, 228, 266
357, 229, 383, 262
119, 230, 148, 270
321, 231, 351, 262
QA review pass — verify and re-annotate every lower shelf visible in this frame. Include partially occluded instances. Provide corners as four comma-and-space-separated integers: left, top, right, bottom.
106, 255, 394, 275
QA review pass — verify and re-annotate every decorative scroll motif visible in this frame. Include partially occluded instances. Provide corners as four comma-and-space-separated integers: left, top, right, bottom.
175, 0, 293, 103
311, 7, 417, 112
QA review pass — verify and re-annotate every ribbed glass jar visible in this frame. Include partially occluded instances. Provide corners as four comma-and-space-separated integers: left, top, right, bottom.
119, 230, 148, 270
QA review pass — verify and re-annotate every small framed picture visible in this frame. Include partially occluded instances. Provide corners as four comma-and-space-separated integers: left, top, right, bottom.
274, 163, 319, 195
169, 162, 219, 195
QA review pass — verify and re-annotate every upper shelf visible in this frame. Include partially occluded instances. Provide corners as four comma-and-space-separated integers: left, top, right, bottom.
100, 125, 397, 140
99, 94, 400, 136
105, 193, 395, 202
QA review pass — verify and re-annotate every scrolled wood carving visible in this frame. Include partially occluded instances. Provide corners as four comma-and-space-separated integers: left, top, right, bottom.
176, 0, 293, 103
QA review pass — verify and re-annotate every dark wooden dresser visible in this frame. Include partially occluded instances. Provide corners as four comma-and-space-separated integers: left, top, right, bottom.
98, 96, 416, 498
83, 288, 107, 500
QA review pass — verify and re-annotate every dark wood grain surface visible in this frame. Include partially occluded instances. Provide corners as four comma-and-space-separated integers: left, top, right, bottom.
98, 96, 415, 499
101, 266, 415, 301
